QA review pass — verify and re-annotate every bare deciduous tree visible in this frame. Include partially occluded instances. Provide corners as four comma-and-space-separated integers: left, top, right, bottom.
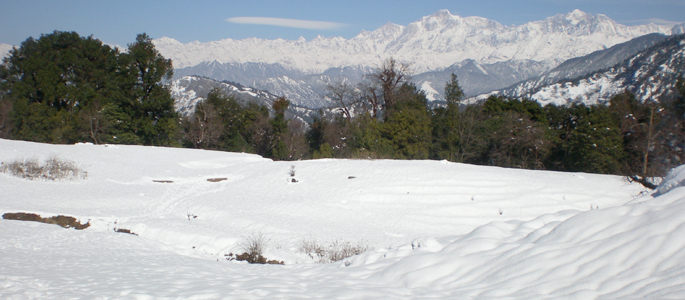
326, 79, 358, 121
359, 58, 410, 120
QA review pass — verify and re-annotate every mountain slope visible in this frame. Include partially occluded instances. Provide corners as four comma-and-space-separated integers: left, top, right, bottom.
413, 59, 551, 101
487, 34, 685, 105
171, 75, 318, 123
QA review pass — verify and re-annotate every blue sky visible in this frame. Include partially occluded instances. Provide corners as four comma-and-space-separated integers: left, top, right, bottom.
1, 0, 683, 46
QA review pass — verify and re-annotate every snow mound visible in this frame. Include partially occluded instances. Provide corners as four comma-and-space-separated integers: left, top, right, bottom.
655, 164, 685, 196
340, 175, 685, 298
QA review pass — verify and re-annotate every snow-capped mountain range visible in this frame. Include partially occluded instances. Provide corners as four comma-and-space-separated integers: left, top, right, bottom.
157, 10, 682, 107
155, 9, 674, 73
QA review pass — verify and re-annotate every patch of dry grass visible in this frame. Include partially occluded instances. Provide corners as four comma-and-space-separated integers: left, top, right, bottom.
0, 155, 87, 181
298, 236, 370, 263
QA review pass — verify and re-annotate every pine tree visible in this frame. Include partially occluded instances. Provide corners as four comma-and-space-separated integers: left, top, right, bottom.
444, 73, 464, 107
118, 33, 179, 146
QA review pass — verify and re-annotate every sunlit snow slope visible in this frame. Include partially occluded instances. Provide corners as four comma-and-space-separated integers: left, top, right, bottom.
2, 138, 682, 299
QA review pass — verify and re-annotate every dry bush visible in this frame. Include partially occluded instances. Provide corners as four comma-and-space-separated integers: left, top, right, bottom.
298, 236, 326, 259
0, 155, 87, 181
298, 237, 370, 263
239, 232, 267, 264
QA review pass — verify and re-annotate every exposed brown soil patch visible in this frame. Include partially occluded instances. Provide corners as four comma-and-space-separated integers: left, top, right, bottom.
114, 228, 137, 235
207, 178, 227, 182
2, 212, 90, 230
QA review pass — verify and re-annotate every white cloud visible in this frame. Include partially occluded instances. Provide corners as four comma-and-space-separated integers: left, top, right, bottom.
226, 17, 346, 30
622, 18, 684, 26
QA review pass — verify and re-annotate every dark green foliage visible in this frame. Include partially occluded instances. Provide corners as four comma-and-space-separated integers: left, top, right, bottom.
0, 31, 179, 146
484, 111, 551, 169
483, 96, 548, 124
183, 88, 269, 154
116, 33, 179, 146
444, 73, 464, 106
432, 104, 488, 163
308, 114, 354, 158
269, 97, 291, 160
182, 92, 310, 161
382, 84, 431, 159
608, 92, 658, 176
564, 105, 625, 174
1, 31, 120, 143
324, 61, 683, 176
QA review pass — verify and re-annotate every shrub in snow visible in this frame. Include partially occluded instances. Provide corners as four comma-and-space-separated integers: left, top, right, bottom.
238, 232, 267, 264
0, 156, 87, 181
288, 165, 299, 183
228, 232, 283, 264
298, 237, 370, 263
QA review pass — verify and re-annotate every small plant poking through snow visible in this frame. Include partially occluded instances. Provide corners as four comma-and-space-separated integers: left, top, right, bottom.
0, 156, 87, 181
289, 165, 298, 183
298, 237, 370, 263
239, 232, 267, 264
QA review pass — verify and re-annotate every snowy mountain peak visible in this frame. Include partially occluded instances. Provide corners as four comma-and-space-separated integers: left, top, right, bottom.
427, 9, 455, 20
673, 23, 685, 35
0, 43, 13, 58
415, 9, 502, 31
566, 9, 590, 23
373, 22, 405, 37
155, 36, 184, 46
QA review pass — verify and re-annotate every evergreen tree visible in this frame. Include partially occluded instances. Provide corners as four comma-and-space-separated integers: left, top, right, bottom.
269, 97, 291, 160
382, 84, 431, 159
0, 31, 179, 146
566, 105, 625, 174
444, 73, 464, 107
1, 31, 120, 143
118, 33, 179, 146
480, 96, 551, 169
432, 74, 464, 161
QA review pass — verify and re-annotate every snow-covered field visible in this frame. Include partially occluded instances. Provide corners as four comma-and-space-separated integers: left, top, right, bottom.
2, 138, 684, 298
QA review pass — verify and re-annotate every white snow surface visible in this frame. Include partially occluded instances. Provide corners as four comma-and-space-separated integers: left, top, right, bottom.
155, 10, 672, 73
3, 138, 685, 298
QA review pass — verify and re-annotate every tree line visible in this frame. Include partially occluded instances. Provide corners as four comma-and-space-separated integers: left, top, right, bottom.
2, 32, 684, 181
304, 60, 684, 181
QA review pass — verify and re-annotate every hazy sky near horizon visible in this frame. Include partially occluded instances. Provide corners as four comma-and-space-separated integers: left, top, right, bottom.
1, 0, 683, 47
